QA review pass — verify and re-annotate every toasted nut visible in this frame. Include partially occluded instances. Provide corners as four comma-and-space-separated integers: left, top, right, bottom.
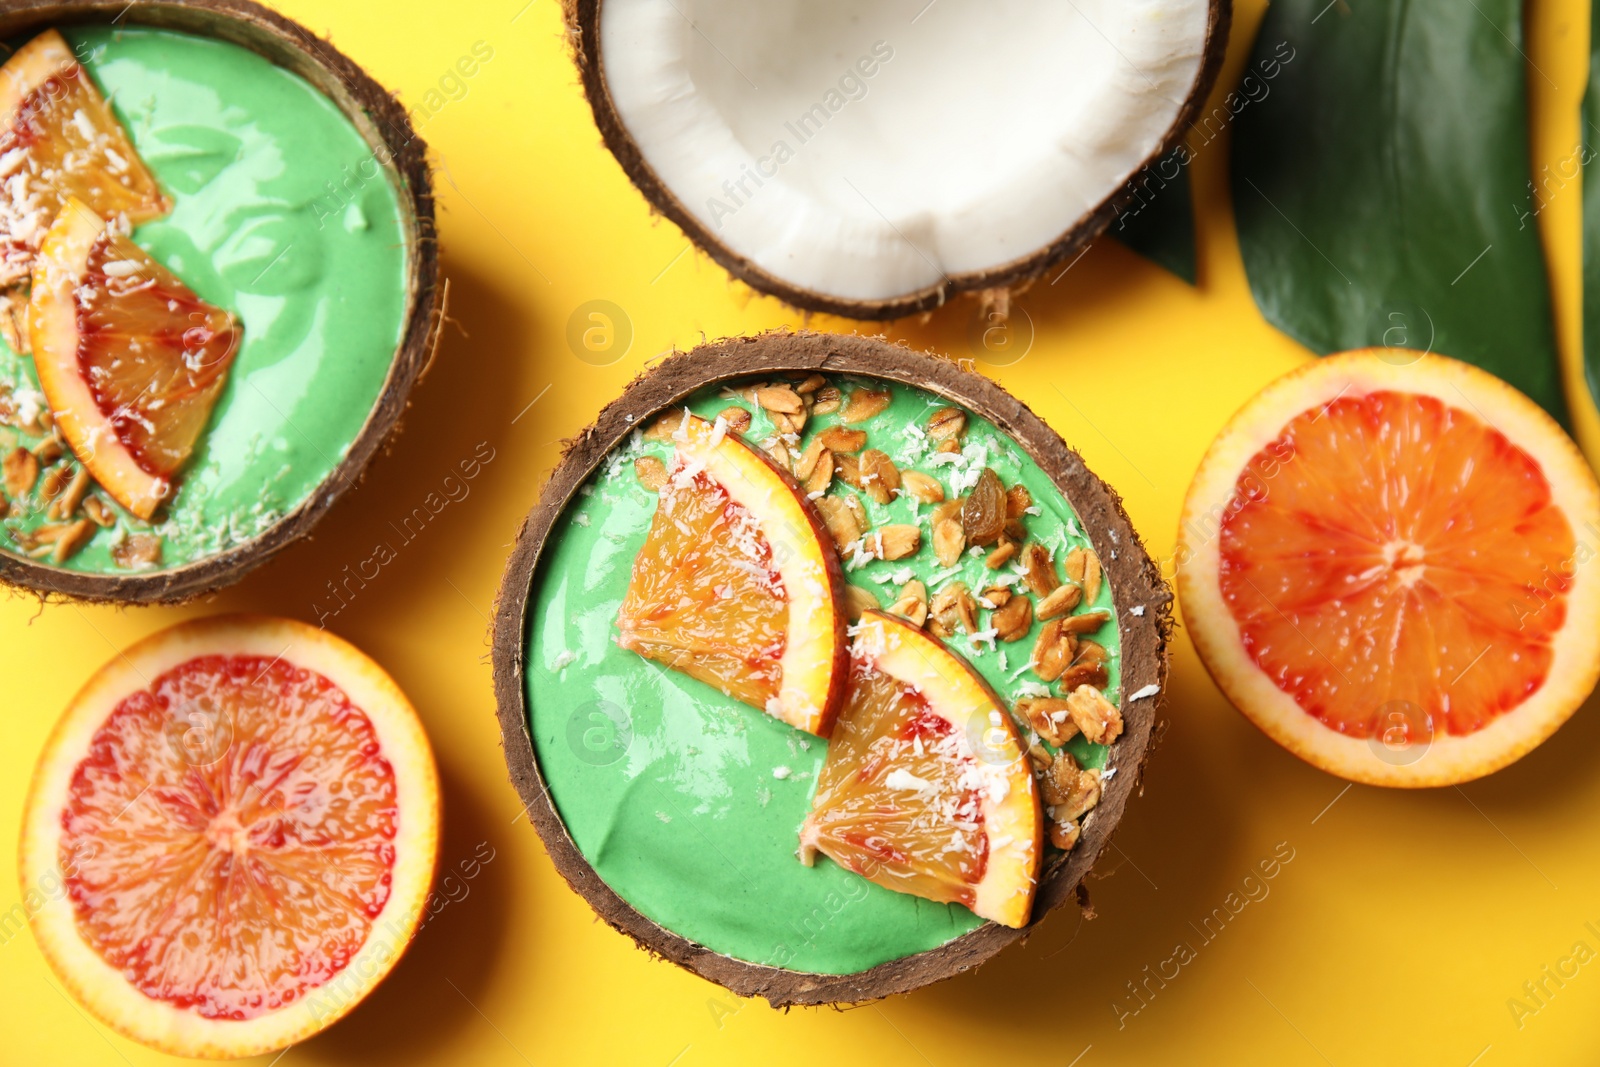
900, 470, 944, 503
32, 437, 63, 466
796, 374, 827, 395
1006, 484, 1033, 518
1062, 610, 1112, 636
1060, 662, 1111, 691
1050, 819, 1082, 851
82, 496, 115, 527
1082, 549, 1103, 605
644, 409, 683, 441
112, 532, 163, 570
765, 439, 794, 470
794, 438, 827, 482
845, 584, 880, 621
39, 463, 71, 502
842, 493, 869, 532
804, 449, 835, 495
980, 586, 1012, 608
842, 388, 891, 424
926, 406, 966, 442
817, 426, 868, 453
3, 446, 38, 498
1033, 619, 1077, 682
868, 524, 920, 561
986, 539, 1017, 569
1075, 639, 1110, 667
756, 385, 805, 415
1036, 583, 1083, 620
962, 468, 1007, 546
991, 593, 1033, 642
51, 518, 95, 563
1021, 542, 1060, 596
1065, 684, 1123, 744
955, 586, 978, 632
1027, 742, 1053, 774
834, 451, 864, 488
1004, 517, 1028, 542
930, 581, 976, 636
635, 455, 668, 492
860, 449, 900, 505
49, 465, 91, 520
812, 385, 842, 414
771, 409, 807, 436
1017, 697, 1079, 747
718, 406, 752, 435
931, 498, 963, 527
888, 580, 929, 627
0, 291, 25, 355
933, 518, 964, 567
1063, 546, 1088, 584
1040, 749, 1078, 802
936, 438, 962, 454
1059, 639, 1111, 690
816, 496, 863, 552
1043, 757, 1102, 823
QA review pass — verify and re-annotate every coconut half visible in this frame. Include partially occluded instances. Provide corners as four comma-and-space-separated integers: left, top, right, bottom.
569, 0, 1229, 318
492, 331, 1174, 1004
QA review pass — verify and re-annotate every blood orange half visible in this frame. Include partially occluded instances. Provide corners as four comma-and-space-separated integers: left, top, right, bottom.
29, 197, 239, 520
617, 412, 849, 736
799, 610, 1041, 927
0, 29, 168, 286
19, 616, 440, 1058
1178, 351, 1600, 787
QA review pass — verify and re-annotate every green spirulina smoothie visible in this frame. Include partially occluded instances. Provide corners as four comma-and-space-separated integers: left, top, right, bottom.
0, 25, 408, 573
529, 377, 1131, 974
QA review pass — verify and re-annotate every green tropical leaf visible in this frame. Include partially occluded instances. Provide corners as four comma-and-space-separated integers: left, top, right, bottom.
1114, 149, 1197, 284
1233, 0, 1565, 422
1582, 0, 1600, 415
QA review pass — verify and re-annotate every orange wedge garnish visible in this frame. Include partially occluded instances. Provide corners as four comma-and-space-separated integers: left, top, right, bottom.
29, 197, 238, 519
0, 29, 168, 286
800, 610, 1042, 927
617, 412, 849, 736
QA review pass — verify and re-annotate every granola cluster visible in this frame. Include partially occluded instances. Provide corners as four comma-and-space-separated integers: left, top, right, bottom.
0, 381, 159, 567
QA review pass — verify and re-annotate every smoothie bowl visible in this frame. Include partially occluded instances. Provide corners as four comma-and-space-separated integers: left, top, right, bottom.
0, 0, 440, 602
492, 332, 1172, 1004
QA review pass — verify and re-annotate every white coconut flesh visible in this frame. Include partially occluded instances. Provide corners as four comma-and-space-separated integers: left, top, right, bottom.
599, 0, 1211, 305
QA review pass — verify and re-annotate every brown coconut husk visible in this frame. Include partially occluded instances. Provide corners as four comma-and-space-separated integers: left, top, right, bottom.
0, 0, 442, 604
492, 331, 1173, 1005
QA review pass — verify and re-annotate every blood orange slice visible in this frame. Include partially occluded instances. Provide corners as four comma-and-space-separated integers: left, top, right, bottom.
617, 412, 848, 736
29, 196, 239, 519
799, 610, 1041, 928
0, 29, 168, 286
19, 616, 440, 1058
1178, 351, 1600, 787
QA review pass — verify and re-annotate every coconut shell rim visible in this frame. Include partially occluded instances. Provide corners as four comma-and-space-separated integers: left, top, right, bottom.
490, 330, 1174, 1006
0, 0, 444, 605
565, 0, 1232, 320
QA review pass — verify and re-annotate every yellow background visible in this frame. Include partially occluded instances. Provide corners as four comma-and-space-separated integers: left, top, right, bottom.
3, 0, 1599, 1063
